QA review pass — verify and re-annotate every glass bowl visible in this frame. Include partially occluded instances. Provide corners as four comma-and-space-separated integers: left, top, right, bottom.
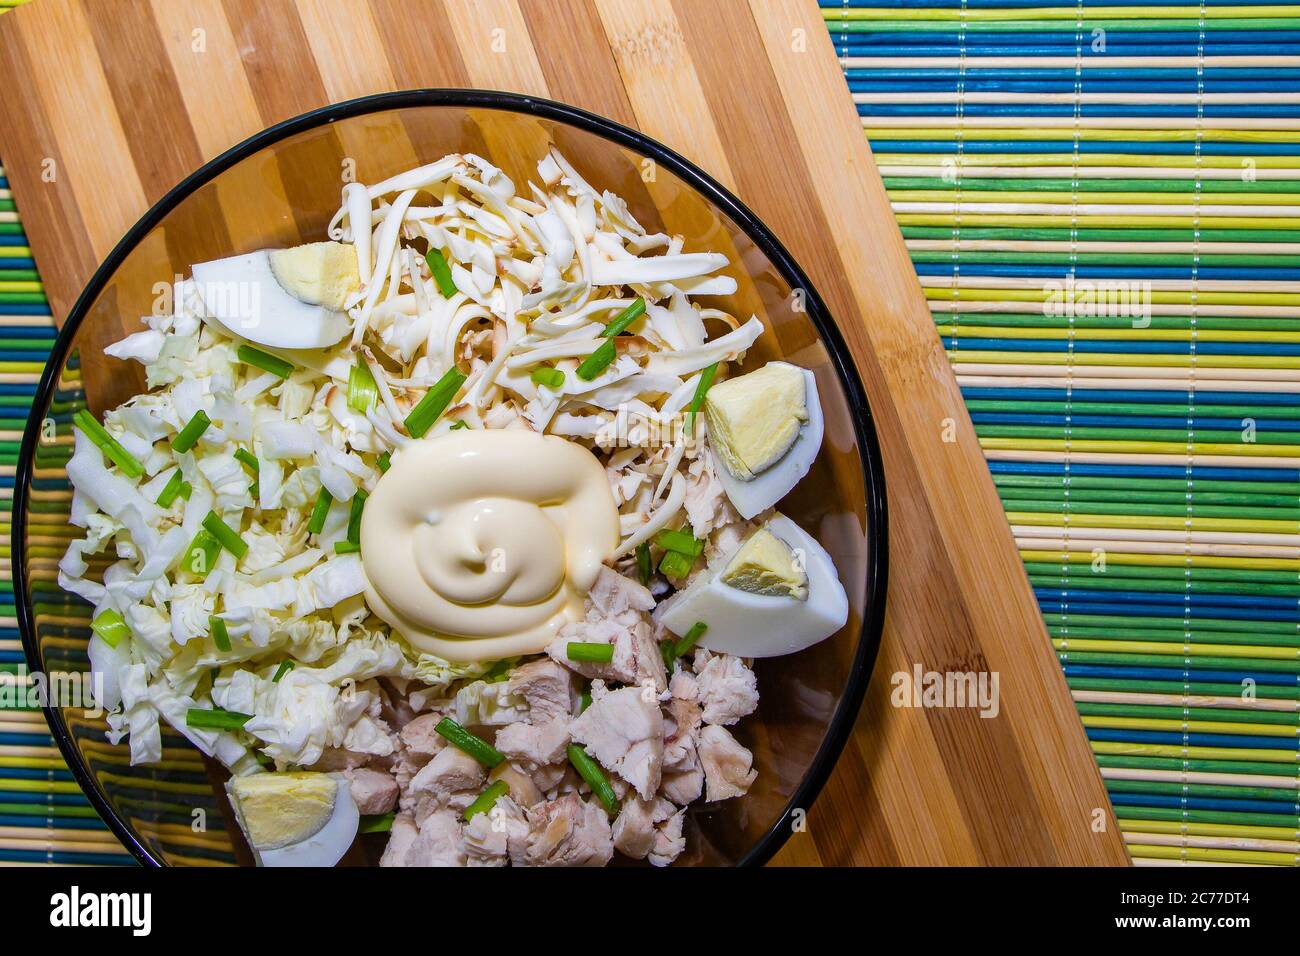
14, 90, 887, 866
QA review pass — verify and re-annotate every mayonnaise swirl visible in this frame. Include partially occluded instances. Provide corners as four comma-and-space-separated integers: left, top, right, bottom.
360, 429, 620, 662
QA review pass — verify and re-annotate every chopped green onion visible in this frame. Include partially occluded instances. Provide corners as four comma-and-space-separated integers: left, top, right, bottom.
404, 366, 466, 438
449, 419, 469, 430
658, 549, 694, 579
237, 344, 294, 379
567, 744, 619, 815
185, 707, 251, 731
348, 358, 378, 413
674, 621, 708, 658
530, 367, 565, 390
434, 717, 504, 768
72, 409, 144, 478
425, 248, 458, 298
575, 340, 616, 382
685, 362, 719, 432
635, 542, 652, 586
377, 451, 391, 473
359, 812, 395, 834
172, 410, 212, 453
334, 540, 360, 555
463, 780, 510, 822
600, 298, 646, 338
660, 639, 677, 673
578, 689, 592, 715
655, 528, 704, 558
180, 481, 193, 501
156, 470, 185, 508
90, 609, 129, 648
233, 448, 259, 477
249, 482, 260, 500
202, 511, 248, 560
567, 642, 615, 664
482, 658, 515, 683
272, 660, 295, 683
346, 490, 367, 545
185, 529, 222, 578
307, 488, 333, 535
209, 615, 231, 652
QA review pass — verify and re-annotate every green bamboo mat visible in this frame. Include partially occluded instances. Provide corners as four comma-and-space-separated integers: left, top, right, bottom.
826, 0, 1300, 866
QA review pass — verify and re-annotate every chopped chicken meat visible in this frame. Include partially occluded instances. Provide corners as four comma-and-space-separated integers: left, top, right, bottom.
409, 744, 486, 803
698, 724, 758, 802
522, 793, 614, 867
378, 812, 418, 868
570, 686, 664, 800
612, 795, 675, 859
495, 718, 571, 771
405, 808, 467, 867
462, 795, 529, 866
696, 653, 759, 726
649, 807, 687, 867
508, 658, 575, 722
399, 712, 448, 756
344, 767, 398, 815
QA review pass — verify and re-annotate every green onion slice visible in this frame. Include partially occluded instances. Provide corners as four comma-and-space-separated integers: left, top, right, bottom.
72, 409, 144, 478
209, 615, 231, 652
567, 744, 619, 815
346, 490, 367, 545
156, 470, 185, 508
674, 621, 708, 658
448, 420, 469, 431
272, 660, 295, 683
202, 511, 248, 560
577, 690, 592, 715
575, 339, 616, 382
172, 410, 212, 453
404, 366, 466, 438
426, 248, 458, 299
359, 813, 395, 834
463, 780, 510, 822
600, 298, 646, 337
376, 451, 391, 473
185, 707, 251, 731
658, 549, 694, 580
185, 529, 222, 578
685, 362, 719, 432
334, 541, 360, 555
655, 528, 704, 558
237, 344, 294, 379
233, 448, 259, 477
434, 717, 504, 768
635, 542, 652, 586
530, 367, 565, 390
307, 487, 334, 535
90, 609, 130, 648
567, 642, 615, 664
348, 358, 378, 413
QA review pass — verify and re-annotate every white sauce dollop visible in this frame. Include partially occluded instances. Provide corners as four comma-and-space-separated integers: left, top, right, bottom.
360, 429, 619, 662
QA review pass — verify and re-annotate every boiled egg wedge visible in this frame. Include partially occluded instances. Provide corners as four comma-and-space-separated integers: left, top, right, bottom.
654, 514, 848, 658
226, 771, 359, 867
703, 362, 824, 520
190, 242, 357, 350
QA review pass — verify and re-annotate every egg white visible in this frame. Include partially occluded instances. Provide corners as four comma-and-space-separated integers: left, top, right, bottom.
654, 514, 849, 658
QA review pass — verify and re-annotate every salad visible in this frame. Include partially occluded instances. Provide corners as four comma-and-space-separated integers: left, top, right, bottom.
60, 148, 849, 867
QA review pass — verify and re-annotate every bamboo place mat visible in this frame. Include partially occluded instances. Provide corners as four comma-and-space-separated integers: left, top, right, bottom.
823, 0, 1300, 867
0, 0, 1297, 867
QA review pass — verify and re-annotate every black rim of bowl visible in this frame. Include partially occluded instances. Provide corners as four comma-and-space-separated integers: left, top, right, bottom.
14, 89, 889, 868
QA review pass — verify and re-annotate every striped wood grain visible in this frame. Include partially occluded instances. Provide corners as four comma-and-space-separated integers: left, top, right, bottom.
0, 0, 1128, 865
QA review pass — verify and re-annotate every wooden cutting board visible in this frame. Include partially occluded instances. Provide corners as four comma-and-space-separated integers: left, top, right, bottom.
0, 0, 1128, 865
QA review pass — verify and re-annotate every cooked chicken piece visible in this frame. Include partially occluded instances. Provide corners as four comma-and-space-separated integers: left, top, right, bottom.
489, 762, 544, 809
399, 712, 448, 757
405, 808, 467, 867
612, 795, 675, 860
587, 565, 655, 618
508, 658, 575, 722
548, 617, 666, 693
696, 653, 759, 726
309, 747, 375, 771
570, 686, 664, 800
523, 793, 614, 867
649, 807, 687, 867
684, 453, 730, 537
462, 795, 529, 867
378, 812, 418, 868
495, 718, 570, 771
698, 725, 757, 801
534, 762, 573, 797
661, 726, 704, 805
343, 767, 399, 815
409, 744, 486, 803
666, 670, 703, 746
